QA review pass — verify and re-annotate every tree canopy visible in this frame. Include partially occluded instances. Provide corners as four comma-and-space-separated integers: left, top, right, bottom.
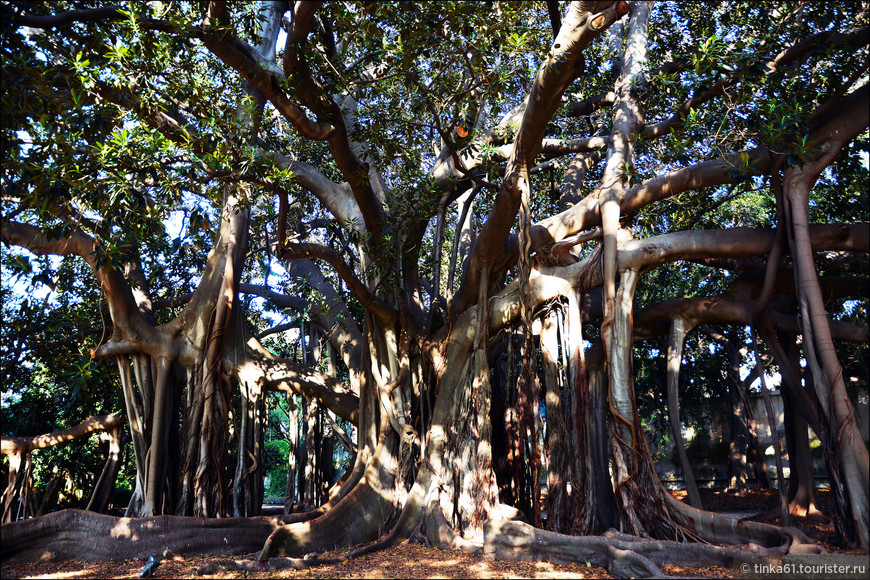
1, 0, 868, 574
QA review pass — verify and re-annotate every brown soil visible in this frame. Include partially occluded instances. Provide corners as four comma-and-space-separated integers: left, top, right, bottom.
0, 488, 855, 580
0, 543, 608, 579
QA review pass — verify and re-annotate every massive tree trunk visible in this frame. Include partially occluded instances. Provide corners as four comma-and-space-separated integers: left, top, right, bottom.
4, 0, 869, 573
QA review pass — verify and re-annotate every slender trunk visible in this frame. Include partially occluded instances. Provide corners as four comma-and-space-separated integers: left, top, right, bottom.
319, 408, 335, 505
584, 357, 618, 532
726, 344, 770, 489
2, 453, 31, 523
665, 316, 702, 509
782, 384, 819, 519
283, 394, 299, 513
303, 396, 319, 511
86, 426, 123, 513
751, 329, 790, 526
726, 378, 751, 493
446, 187, 477, 302
3, 414, 126, 520
233, 376, 264, 517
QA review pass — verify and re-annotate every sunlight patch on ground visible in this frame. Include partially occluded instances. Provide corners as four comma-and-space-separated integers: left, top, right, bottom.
534, 560, 594, 578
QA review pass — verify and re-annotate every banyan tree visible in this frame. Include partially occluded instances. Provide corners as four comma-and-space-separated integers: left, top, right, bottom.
1, 0, 868, 575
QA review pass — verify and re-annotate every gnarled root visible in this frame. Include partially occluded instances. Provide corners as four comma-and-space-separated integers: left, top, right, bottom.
484, 519, 665, 579
484, 518, 821, 580
1, 509, 309, 563
195, 554, 345, 575
258, 430, 399, 559
415, 498, 482, 554
664, 492, 823, 555
790, 502, 834, 526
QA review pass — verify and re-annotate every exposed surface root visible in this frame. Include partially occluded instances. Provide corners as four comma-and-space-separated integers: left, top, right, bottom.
0, 509, 309, 563
664, 491, 822, 554
485, 519, 665, 579
483, 518, 828, 579
195, 554, 345, 575
417, 499, 482, 554
258, 431, 399, 559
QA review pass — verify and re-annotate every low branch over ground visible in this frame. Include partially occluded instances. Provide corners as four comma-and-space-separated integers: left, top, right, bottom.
1, 414, 125, 455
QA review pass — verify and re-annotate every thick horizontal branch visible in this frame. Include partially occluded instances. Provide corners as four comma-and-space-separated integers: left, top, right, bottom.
1, 413, 125, 455
264, 362, 358, 425
5, 4, 176, 33
261, 151, 364, 230
539, 136, 610, 157
634, 293, 869, 344
239, 283, 307, 311
151, 293, 193, 310
482, 223, 868, 338
257, 322, 303, 340
93, 82, 194, 147
528, 146, 773, 262
565, 91, 617, 117
770, 25, 870, 74
618, 223, 869, 272
1, 221, 155, 348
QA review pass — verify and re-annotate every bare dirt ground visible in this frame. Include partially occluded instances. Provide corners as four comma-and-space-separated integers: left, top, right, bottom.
1, 489, 861, 579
